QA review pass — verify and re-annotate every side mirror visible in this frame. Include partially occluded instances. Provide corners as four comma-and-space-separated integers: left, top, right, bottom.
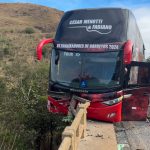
123, 40, 133, 64
36, 38, 54, 60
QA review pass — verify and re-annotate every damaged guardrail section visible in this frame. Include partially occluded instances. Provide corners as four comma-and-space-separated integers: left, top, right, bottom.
58, 102, 90, 150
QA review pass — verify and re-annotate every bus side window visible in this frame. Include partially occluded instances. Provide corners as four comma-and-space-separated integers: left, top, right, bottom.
138, 67, 150, 85
128, 66, 138, 85
128, 65, 150, 86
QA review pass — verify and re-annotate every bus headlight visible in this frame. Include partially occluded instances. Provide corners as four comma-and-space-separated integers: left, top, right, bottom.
102, 96, 123, 106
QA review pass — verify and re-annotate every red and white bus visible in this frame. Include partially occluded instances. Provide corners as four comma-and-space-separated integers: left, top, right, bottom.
37, 8, 150, 122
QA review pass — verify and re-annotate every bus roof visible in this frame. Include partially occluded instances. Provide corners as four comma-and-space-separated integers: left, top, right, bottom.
54, 8, 138, 50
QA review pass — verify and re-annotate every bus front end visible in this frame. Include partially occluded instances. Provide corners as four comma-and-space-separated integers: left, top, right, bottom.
36, 8, 134, 122
48, 47, 124, 122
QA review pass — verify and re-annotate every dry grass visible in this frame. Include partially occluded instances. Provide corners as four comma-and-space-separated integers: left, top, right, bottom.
0, 3, 64, 149
0, 3, 63, 33
0, 3, 63, 76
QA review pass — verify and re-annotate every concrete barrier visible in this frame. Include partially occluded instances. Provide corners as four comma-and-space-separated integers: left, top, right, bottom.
58, 102, 90, 150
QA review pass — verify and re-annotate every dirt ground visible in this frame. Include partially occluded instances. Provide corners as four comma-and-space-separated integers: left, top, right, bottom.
79, 120, 150, 150
78, 120, 117, 150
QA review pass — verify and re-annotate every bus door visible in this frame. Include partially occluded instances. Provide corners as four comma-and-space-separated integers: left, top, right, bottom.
122, 61, 150, 121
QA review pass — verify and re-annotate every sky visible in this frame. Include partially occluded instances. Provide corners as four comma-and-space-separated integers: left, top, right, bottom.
0, 0, 150, 57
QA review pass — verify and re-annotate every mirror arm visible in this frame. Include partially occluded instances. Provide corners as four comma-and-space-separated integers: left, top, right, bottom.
36, 38, 54, 60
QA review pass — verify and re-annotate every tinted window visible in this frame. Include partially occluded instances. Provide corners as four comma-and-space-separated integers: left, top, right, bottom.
51, 49, 123, 89
128, 65, 150, 85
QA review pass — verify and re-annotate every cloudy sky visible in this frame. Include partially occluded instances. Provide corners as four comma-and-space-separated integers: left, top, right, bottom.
0, 0, 150, 58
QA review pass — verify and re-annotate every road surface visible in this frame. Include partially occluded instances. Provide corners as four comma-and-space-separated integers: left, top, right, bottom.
115, 121, 150, 150
78, 120, 117, 150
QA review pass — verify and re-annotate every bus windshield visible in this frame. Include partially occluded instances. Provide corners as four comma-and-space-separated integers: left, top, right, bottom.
51, 49, 123, 89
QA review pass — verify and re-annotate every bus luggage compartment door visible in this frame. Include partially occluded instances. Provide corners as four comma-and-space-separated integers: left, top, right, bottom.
122, 61, 150, 121
122, 87, 149, 121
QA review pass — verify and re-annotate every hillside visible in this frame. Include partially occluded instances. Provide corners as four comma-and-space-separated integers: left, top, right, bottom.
0, 3, 63, 33
0, 3, 63, 72
0, 4, 64, 149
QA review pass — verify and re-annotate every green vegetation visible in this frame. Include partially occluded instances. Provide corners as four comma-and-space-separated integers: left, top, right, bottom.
0, 36, 12, 57
24, 27, 35, 34
0, 3, 66, 149
0, 59, 71, 149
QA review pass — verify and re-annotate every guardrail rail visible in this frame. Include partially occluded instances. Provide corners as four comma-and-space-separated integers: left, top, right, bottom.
58, 102, 90, 150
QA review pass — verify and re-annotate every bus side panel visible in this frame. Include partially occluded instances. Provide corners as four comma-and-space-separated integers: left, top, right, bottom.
127, 11, 144, 62
122, 87, 149, 121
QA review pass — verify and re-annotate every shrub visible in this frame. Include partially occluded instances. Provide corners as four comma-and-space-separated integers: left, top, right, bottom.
24, 27, 35, 34
3, 47, 9, 55
0, 61, 70, 149
0, 37, 13, 57
0, 79, 6, 96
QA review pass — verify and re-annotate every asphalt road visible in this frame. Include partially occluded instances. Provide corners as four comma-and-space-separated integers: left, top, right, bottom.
79, 120, 150, 150
115, 121, 150, 150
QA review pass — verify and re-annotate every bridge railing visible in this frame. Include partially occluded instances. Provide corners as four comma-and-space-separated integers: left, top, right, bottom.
58, 102, 90, 150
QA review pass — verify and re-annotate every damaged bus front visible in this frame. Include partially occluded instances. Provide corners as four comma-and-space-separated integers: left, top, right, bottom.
37, 8, 150, 122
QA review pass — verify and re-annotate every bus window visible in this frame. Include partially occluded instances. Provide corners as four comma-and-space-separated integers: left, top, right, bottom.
128, 66, 138, 85
128, 62, 150, 86
138, 67, 150, 84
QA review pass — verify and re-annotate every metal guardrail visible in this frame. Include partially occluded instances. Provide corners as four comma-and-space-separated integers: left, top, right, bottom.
58, 102, 90, 150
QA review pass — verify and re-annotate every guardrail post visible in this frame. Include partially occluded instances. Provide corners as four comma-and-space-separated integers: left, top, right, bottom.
62, 127, 75, 150
78, 103, 89, 138
58, 102, 90, 150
